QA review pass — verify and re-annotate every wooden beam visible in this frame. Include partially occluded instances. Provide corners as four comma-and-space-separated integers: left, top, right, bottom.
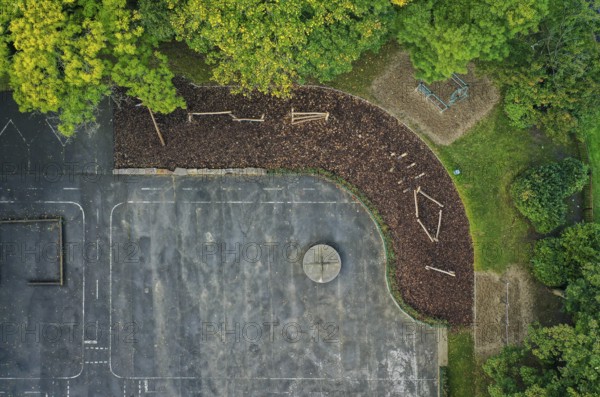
148, 107, 165, 147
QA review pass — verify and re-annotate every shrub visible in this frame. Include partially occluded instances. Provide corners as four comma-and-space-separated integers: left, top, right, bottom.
510, 158, 589, 233
531, 223, 600, 287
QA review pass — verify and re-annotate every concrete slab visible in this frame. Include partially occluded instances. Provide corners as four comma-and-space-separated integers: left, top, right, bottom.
0, 95, 440, 395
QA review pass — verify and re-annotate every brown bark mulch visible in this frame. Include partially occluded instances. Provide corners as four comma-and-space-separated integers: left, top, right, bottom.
113, 80, 474, 325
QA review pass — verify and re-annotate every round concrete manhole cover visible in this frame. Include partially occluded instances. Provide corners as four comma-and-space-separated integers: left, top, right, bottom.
302, 244, 342, 283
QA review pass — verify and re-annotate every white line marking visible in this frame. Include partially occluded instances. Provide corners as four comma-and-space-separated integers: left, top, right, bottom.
63, 187, 79, 191
0, 119, 29, 145
67, 380, 70, 397
84, 340, 98, 345
263, 187, 283, 191
46, 119, 70, 147
96, 279, 99, 300
141, 188, 161, 191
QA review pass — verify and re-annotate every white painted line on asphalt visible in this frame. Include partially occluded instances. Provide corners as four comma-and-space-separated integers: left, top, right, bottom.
84, 340, 98, 345
263, 187, 283, 191
96, 279, 99, 300
63, 187, 79, 190
141, 188, 161, 191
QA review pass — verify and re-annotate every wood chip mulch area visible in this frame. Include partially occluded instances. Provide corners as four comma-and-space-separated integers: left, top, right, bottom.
114, 80, 474, 325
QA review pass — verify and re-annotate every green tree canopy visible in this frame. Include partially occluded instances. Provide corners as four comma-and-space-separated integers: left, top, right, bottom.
532, 223, 600, 287
396, 0, 549, 82
485, 0, 600, 143
485, 223, 600, 396
510, 158, 589, 233
0, 0, 184, 136
165, 0, 397, 96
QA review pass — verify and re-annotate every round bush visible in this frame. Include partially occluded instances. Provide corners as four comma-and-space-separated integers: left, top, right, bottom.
511, 158, 589, 233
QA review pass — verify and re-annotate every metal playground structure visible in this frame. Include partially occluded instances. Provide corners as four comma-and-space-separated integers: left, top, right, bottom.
416, 73, 469, 113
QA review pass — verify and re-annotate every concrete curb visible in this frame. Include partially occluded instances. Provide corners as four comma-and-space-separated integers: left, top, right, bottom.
113, 167, 267, 176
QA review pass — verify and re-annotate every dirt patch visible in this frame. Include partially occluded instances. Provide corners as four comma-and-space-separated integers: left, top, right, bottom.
113, 81, 474, 324
474, 264, 568, 358
370, 52, 500, 145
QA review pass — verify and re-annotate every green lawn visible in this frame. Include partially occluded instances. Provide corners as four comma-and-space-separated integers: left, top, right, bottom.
326, 41, 401, 102
434, 109, 576, 272
329, 45, 576, 272
447, 330, 476, 396
582, 110, 600, 222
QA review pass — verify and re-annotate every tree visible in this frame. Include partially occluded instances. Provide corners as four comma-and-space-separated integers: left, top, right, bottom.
485, 223, 600, 396
165, 0, 398, 96
484, 0, 600, 142
532, 223, 600, 287
565, 259, 600, 321
510, 158, 589, 233
0, 0, 184, 136
395, 0, 549, 82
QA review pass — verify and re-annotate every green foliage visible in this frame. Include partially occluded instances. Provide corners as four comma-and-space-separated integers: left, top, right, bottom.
580, 111, 600, 222
565, 262, 600, 321
486, 224, 600, 396
485, 311, 600, 396
510, 158, 589, 233
138, 0, 175, 42
532, 223, 600, 288
1, 0, 184, 136
396, 0, 549, 82
531, 237, 568, 287
166, 0, 396, 96
485, 0, 600, 143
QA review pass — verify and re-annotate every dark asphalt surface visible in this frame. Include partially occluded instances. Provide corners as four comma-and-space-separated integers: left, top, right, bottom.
0, 95, 439, 396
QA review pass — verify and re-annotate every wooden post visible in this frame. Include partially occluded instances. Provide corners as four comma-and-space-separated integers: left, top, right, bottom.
291, 108, 329, 125
414, 189, 419, 218
436, 210, 443, 240
148, 107, 165, 147
188, 111, 232, 123
425, 266, 456, 277
419, 190, 444, 207
230, 113, 265, 122
417, 219, 435, 242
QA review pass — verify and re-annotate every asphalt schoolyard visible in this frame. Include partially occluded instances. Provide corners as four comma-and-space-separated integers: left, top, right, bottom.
0, 95, 439, 396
